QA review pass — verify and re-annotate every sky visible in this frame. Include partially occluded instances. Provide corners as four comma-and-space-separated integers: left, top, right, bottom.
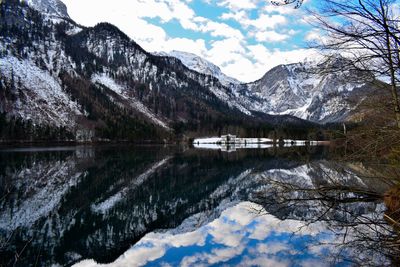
61, 0, 318, 82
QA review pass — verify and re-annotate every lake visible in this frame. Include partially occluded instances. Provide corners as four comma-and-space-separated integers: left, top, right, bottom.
0, 145, 397, 266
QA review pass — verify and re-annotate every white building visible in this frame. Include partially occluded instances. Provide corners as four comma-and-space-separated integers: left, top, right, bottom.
220, 134, 237, 144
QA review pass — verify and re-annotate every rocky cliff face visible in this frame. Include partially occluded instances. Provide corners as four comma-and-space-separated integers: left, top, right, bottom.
26, 0, 70, 18
243, 59, 372, 122
162, 52, 374, 123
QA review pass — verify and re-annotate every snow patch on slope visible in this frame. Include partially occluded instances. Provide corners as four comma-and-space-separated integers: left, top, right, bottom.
91, 73, 170, 130
241, 61, 367, 122
155, 50, 241, 87
92, 73, 124, 94
26, 0, 70, 19
0, 55, 82, 128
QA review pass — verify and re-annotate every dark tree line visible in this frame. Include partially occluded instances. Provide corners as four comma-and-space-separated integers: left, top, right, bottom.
0, 113, 75, 141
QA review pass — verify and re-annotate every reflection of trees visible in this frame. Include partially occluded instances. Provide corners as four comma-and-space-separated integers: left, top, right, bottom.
252, 162, 400, 266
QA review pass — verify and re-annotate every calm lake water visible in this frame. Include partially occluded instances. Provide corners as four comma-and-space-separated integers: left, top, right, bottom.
0, 145, 396, 266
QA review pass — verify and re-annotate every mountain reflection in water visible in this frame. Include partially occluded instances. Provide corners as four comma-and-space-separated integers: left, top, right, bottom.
0, 145, 396, 267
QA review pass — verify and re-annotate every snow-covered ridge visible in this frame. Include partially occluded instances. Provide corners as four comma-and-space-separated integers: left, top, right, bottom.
91, 73, 171, 130
153, 51, 252, 115
26, 0, 70, 19
237, 59, 369, 122
154, 50, 241, 87
0, 56, 82, 128
82, 26, 254, 119
154, 51, 369, 123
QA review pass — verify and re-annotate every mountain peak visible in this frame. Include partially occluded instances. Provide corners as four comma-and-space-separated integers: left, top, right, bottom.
26, 0, 70, 19
154, 50, 241, 87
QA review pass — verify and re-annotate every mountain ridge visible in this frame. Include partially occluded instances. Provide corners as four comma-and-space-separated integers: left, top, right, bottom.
160, 51, 374, 123
26, 0, 70, 18
154, 50, 241, 87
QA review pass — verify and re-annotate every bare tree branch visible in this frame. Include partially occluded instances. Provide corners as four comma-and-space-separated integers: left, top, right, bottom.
306, 0, 400, 127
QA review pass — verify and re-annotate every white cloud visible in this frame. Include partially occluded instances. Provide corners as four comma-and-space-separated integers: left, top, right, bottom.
238, 45, 318, 81
199, 20, 244, 40
159, 38, 208, 57
304, 30, 320, 42
220, 10, 247, 21
262, 2, 300, 15
246, 14, 288, 30
254, 30, 290, 42
220, 9, 288, 33
164, 0, 198, 30
217, 0, 259, 10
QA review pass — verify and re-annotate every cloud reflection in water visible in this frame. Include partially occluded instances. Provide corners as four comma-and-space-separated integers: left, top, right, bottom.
75, 201, 359, 267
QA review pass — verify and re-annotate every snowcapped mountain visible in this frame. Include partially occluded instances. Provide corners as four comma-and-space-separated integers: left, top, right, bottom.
158, 51, 373, 123
26, 0, 70, 19
154, 50, 240, 87
239, 59, 373, 123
